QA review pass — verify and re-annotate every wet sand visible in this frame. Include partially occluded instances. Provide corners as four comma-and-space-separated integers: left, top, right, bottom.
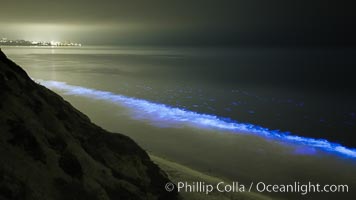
53, 93, 356, 200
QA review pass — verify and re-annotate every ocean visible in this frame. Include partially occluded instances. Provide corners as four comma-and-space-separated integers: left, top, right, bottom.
3, 46, 356, 146
2, 46, 356, 199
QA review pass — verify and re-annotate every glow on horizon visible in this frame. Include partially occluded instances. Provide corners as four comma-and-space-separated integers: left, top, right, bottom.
38, 80, 356, 159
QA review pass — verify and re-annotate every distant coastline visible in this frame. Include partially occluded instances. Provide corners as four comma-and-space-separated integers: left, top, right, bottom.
0, 37, 82, 47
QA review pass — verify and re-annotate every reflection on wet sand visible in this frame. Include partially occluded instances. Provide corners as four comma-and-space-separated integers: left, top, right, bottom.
51, 92, 355, 200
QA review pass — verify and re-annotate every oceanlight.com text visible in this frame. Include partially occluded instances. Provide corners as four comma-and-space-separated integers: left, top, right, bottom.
165, 181, 349, 195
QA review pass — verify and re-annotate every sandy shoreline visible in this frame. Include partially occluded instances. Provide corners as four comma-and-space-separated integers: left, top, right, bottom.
149, 154, 274, 200
51, 93, 356, 200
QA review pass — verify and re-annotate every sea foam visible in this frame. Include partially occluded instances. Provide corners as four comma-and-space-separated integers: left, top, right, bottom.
38, 80, 356, 159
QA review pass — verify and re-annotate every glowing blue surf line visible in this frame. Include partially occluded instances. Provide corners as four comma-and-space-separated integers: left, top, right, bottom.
38, 80, 356, 159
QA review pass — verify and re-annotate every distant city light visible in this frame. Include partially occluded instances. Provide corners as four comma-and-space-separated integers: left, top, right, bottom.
0, 37, 82, 46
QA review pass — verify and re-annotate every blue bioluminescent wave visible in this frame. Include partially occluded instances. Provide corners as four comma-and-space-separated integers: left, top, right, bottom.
37, 80, 356, 159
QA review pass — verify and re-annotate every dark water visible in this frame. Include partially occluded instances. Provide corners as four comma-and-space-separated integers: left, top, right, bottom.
4, 46, 355, 147
2, 46, 356, 200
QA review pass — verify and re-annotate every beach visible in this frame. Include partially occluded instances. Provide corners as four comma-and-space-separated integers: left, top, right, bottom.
46, 90, 356, 200
2, 46, 356, 200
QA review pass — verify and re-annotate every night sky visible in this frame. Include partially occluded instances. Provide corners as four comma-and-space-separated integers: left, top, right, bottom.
1, 0, 355, 46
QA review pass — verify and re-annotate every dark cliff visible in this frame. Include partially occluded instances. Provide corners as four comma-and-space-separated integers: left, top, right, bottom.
0, 49, 177, 200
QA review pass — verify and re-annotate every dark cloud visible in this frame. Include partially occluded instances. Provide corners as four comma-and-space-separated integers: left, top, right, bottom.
0, 0, 355, 46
